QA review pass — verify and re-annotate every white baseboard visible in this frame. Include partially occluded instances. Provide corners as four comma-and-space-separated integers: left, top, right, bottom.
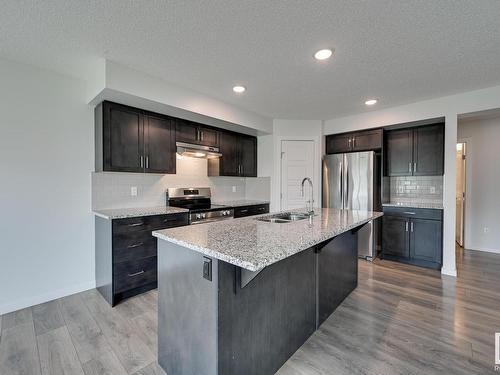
0, 281, 96, 315
441, 267, 457, 277
465, 246, 500, 254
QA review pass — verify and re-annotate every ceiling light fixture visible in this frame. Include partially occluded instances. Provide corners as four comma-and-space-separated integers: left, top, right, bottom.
233, 85, 246, 93
314, 48, 333, 61
365, 99, 378, 106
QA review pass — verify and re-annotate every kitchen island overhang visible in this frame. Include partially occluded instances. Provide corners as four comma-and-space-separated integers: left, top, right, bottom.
153, 208, 383, 375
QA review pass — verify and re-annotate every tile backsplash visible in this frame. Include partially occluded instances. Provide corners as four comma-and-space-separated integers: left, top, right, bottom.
92, 156, 270, 209
384, 176, 443, 205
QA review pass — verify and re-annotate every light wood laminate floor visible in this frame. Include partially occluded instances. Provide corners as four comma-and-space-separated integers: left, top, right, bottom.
1, 248, 499, 374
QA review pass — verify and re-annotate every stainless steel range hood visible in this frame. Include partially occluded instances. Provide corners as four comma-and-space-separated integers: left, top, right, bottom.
176, 142, 222, 159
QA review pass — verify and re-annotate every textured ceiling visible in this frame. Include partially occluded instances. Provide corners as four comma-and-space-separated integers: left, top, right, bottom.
1, 0, 500, 119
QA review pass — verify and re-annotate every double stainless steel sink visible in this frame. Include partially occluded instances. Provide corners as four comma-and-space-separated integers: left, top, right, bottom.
257, 212, 312, 223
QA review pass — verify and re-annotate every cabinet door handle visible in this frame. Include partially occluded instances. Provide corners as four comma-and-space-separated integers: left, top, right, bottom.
140, 155, 144, 168
403, 211, 416, 215
410, 222, 414, 232
408, 162, 412, 173
127, 242, 144, 249
128, 270, 145, 277
413, 162, 417, 173
348, 138, 352, 149
146, 156, 149, 169
127, 222, 144, 227
353, 137, 356, 148
405, 221, 409, 232
200, 131, 204, 141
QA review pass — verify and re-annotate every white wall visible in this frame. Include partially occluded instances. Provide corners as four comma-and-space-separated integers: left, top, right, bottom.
269, 120, 323, 212
0, 59, 94, 314
324, 84, 500, 277
458, 117, 500, 253
88, 60, 273, 135
92, 156, 270, 210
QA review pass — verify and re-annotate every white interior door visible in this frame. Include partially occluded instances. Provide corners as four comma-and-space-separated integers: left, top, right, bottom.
455, 143, 466, 246
280, 140, 315, 210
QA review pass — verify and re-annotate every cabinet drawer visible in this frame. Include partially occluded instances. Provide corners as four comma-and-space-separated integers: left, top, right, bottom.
114, 256, 157, 293
382, 206, 442, 220
234, 204, 269, 218
113, 217, 149, 234
148, 213, 188, 230
113, 233, 157, 263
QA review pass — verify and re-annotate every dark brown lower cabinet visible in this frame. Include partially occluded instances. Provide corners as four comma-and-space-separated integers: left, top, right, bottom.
95, 212, 189, 306
233, 204, 269, 218
381, 207, 442, 269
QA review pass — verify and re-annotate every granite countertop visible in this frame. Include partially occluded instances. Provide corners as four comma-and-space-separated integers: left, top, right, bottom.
153, 208, 383, 272
382, 202, 443, 210
93, 206, 189, 220
213, 199, 270, 208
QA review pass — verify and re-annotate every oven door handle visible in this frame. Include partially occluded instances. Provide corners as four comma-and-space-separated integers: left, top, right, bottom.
191, 217, 233, 225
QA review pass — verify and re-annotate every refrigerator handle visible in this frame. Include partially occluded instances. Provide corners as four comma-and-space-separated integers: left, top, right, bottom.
340, 159, 343, 209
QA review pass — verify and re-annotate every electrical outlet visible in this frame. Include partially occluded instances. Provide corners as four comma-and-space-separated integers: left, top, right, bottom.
484, 227, 489, 233
131, 186, 138, 197
430, 186, 436, 194
232, 186, 237, 193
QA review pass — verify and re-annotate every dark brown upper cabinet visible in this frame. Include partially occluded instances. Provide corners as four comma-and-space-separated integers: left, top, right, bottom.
175, 119, 219, 147
95, 101, 176, 174
385, 123, 444, 176
326, 129, 382, 154
212, 131, 257, 177
144, 112, 176, 174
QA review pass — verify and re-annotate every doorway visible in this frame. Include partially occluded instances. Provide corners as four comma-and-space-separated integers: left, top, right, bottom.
280, 140, 316, 210
455, 142, 466, 247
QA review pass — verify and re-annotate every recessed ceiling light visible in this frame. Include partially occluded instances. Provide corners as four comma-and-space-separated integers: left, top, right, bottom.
233, 85, 246, 93
365, 99, 378, 106
314, 49, 333, 61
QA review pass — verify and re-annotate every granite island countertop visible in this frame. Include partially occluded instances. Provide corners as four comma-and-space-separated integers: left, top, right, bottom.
382, 202, 443, 210
93, 206, 189, 220
153, 208, 383, 272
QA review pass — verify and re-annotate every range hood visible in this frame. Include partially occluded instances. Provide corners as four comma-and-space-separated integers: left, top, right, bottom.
176, 142, 222, 159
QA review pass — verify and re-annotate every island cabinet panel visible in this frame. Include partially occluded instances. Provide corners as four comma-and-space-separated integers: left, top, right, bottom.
217, 248, 316, 375
317, 229, 358, 326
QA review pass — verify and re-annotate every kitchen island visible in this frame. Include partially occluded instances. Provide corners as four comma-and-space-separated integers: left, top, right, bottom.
153, 208, 382, 375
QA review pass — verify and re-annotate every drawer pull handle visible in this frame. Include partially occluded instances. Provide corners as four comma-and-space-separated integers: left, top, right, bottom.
128, 270, 145, 277
403, 212, 416, 215
163, 218, 175, 222
127, 242, 144, 249
128, 222, 144, 227
240, 209, 248, 213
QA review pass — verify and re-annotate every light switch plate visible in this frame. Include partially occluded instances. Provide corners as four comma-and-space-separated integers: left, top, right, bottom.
131, 186, 138, 196
232, 186, 237, 193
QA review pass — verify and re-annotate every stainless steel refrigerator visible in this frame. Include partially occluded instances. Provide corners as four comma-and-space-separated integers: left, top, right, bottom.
322, 151, 381, 260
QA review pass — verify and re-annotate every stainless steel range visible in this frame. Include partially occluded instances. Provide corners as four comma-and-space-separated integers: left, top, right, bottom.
166, 187, 233, 225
